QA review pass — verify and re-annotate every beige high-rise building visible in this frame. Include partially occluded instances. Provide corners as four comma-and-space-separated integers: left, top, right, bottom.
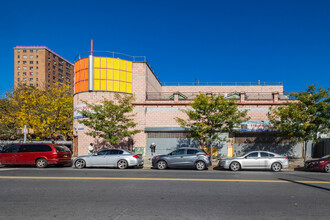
14, 46, 74, 90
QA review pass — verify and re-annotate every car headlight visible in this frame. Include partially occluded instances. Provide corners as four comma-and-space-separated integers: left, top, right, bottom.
154, 156, 159, 159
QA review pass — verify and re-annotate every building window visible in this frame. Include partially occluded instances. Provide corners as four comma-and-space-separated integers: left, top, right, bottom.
29, 78, 33, 81
30, 61, 33, 64
48, 79, 50, 83
17, 78, 20, 81
66, 73, 70, 77
30, 50, 33, 53
53, 61, 56, 65
23, 50, 26, 53
58, 79, 63, 83
53, 71, 55, 74
23, 83, 26, 86
59, 64, 63, 68
36, 84, 38, 87
36, 72, 38, 76
48, 63, 50, 66
36, 67, 38, 70
36, 78, 38, 81
58, 69, 63, 73
23, 67, 27, 70
53, 76, 56, 80
48, 58, 51, 61
66, 68, 70, 72
22, 55, 27, 59
48, 69, 50, 72
36, 61, 38, 64
59, 74, 63, 78
53, 65, 56, 69
29, 72, 33, 76
17, 49, 20, 53
29, 55, 33, 59
23, 61, 27, 64
17, 67, 20, 70
23, 78, 27, 81
17, 61, 20, 64
18, 55, 20, 58
29, 67, 33, 70
36, 55, 38, 58
48, 74, 50, 78
66, 78, 70, 82
36, 50, 38, 53
17, 72, 20, 75
30, 83, 33, 86
23, 72, 26, 76
66, 62, 70, 67
53, 54, 56, 58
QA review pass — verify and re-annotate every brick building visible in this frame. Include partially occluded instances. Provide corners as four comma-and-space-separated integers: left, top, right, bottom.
73, 51, 302, 158
14, 46, 74, 90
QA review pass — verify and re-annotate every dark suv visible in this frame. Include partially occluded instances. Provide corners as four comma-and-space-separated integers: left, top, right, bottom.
0, 143, 72, 168
152, 147, 211, 170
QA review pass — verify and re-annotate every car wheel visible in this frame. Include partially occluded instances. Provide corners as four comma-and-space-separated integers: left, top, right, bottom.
74, 159, 86, 169
36, 158, 48, 168
195, 161, 206, 171
230, 162, 240, 171
117, 159, 128, 169
324, 163, 330, 173
271, 162, 282, 172
157, 160, 167, 170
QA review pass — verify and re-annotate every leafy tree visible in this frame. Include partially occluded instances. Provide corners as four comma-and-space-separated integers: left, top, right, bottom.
0, 98, 18, 139
176, 94, 250, 158
0, 84, 73, 140
78, 94, 141, 147
268, 85, 330, 159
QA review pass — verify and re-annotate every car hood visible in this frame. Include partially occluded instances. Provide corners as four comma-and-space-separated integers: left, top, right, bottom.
305, 158, 326, 163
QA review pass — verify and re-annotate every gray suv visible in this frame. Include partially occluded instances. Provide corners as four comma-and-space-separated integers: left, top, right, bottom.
152, 148, 211, 170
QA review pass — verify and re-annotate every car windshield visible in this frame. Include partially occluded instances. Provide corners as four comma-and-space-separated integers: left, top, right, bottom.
55, 145, 70, 152
321, 154, 330, 159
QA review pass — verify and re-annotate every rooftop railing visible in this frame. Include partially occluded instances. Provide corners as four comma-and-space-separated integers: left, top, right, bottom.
161, 82, 283, 86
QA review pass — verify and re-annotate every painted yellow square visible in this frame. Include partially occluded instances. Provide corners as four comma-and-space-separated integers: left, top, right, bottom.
107, 69, 113, 80
120, 71, 126, 81
114, 81, 119, 91
127, 61, 132, 72
120, 82, 126, 92
94, 69, 100, 79
101, 58, 107, 68
94, 80, 100, 90
94, 57, 100, 68
127, 83, 132, 93
127, 72, 132, 82
114, 59, 119, 69
114, 70, 119, 80
107, 58, 114, 68
120, 60, 126, 70
107, 80, 113, 91
101, 69, 107, 79
101, 80, 107, 90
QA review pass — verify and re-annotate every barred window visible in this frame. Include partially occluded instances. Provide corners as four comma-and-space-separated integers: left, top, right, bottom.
147, 132, 189, 139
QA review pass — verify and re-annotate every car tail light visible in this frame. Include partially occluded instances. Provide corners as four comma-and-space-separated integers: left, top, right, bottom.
204, 154, 210, 157
132, 155, 140, 159
284, 157, 288, 159
52, 152, 58, 157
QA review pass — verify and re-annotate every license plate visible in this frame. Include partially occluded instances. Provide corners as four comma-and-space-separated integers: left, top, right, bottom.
64, 155, 68, 157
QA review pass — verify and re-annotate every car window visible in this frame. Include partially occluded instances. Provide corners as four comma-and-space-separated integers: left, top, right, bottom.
268, 153, 275, 157
246, 152, 259, 158
4, 145, 20, 153
171, 149, 185, 155
19, 145, 52, 152
54, 145, 70, 152
187, 149, 199, 155
97, 150, 110, 155
260, 152, 269, 157
109, 150, 124, 155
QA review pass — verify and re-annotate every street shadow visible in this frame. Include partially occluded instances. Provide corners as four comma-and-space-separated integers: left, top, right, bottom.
278, 178, 330, 192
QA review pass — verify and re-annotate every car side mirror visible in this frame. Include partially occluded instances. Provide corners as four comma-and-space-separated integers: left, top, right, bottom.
169, 153, 172, 156
92, 153, 98, 156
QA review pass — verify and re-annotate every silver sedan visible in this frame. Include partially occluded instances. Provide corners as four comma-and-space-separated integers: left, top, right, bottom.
218, 151, 289, 172
73, 149, 144, 169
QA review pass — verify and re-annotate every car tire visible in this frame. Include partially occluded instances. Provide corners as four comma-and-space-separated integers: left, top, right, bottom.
117, 159, 128, 169
74, 159, 86, 169
324, 163, 330, 173
230, 161, 240, 171
195, 161, 206, 171
36, 158, 48, 168
157, 160, 167, 170
271, 162, 282, 172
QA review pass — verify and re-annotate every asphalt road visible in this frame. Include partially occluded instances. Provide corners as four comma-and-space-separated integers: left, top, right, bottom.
0, 167, 329, 220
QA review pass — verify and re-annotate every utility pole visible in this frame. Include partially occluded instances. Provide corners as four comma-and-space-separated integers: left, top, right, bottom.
23, 125, 27, 143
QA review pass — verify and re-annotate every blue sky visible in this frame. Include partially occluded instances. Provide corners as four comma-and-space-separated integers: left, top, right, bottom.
1, 0, 330, 94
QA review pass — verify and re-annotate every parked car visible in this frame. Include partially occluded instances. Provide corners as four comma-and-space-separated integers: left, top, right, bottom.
73, 149, 144, 169
152, 147, 211, 170
218, 151, 289, 172
304, 154, 330, 173
0, 143, 72, 168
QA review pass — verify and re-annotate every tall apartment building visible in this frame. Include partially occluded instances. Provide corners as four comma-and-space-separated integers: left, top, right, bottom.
14, 46, 74, 90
